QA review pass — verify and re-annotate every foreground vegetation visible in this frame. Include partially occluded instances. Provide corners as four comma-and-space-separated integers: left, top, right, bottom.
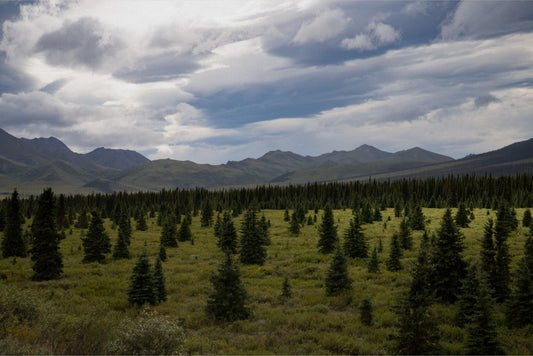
1, 176, 532, 354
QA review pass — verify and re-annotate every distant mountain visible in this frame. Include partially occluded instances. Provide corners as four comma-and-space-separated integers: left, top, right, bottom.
86, 147, 150, 170
0, 127, 531, 194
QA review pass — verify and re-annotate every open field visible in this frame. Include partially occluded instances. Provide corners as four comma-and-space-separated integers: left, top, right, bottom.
1, 208, 532, 354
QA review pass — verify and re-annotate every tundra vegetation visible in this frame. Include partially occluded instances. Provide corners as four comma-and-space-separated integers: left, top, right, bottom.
0, 175, 532, 354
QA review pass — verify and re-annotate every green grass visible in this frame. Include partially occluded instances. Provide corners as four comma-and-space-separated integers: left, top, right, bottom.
1, 208, 532, 354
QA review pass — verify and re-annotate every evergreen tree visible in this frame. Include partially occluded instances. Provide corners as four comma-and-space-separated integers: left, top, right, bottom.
367, 246, 380, 273
30, 188, 63, 281
217, 211, 238, 255
289, 212, 300, 235
522, 208, 532, 227
398, 218, 412, 250
200, 200, 213, 227
325, 244, 352, 296
213, 214, 222, 240
159, 242, 167, 262
480, 219, 496, 290
56, 193, 69, 230
317, 205, 338, 254
360, 298, 373, 326
153, 257, 167, 303
455, 202, 470, 228
136, 213, 148, 231
0, 207, 5, 232
2, 189, 26, 258
75, 209, 89, 229
295, 204, 306, 224
408, 231, 433, 307
386, 233, 403, 272
280, 277, 292, 298
178, 217, 192, 242
408, 205, 425, 231
128, 248, 156, 306
82, 211, 111, 263
206, 254, 250, 321
239, 209, 266, 265
505, 236, 533, 328
430, 208, 466, 303
258, 214, 270, 245
113, 222, 130, 260
464, 275, 503, 355
493, 205, 512, 302
456, 264, 481, 327
343, 214, 367, 258
394, 201, 402, 218
283, 208, 290, 222
161, 218, 178, 247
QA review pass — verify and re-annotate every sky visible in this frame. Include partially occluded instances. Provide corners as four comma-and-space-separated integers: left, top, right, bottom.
0, 0, 533, 164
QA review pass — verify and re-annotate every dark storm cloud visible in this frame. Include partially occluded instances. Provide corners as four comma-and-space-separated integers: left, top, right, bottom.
34, 17, 123, 70
0, 52, 34, 94
114, 52, 200, 83
0, 91, 69, 126
474, 94, 500, 108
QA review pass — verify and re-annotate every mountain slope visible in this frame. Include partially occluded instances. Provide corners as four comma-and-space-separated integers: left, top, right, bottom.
86, 147, 150, 170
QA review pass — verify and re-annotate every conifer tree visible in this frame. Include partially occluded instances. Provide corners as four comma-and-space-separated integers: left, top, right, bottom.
367, 246, 380, 273
82, 211, 111, 263
505, 236, 533, 328
113, 222, 130, 260
399, 218, 412, 250
325, 244, 352, 296
258, 214, 270, 245
75, 209, 89, 229
2, 189, 26, 258
455, 202, 470, 228
430, 208, 466, 303
456, 264, 481, 327
493, 205, 512, 302
136, 213, 148, 231
283, 208, 290, 222
128, 248, 156, 306
206, 254, 250, 321
360, 298, 373, 326
408, 205, 425, 231
31, 188, 63, 281
343, 214, 367, 258
281, 277, 292, 298
318, 205, 338, 254
386, 233, 403, 272
161, 218, 178, 247
153, 257, 167, 303
464, 275, 503, 355
178, 216, 192, 242
289, 212, 300, 235
214, 214, 222, 240
0, 207, 5, 232
522, 208, 532, 227
217, 211, 238, 255
480, 219, 496, 290
408, 231, 432, 306
56, 193, 69, 230
239, 209, 266, 265
200, 200, 213, 227
159, 242, 167, 262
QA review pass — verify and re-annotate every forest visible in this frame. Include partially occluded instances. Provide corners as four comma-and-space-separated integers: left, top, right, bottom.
0, 174, 532, 354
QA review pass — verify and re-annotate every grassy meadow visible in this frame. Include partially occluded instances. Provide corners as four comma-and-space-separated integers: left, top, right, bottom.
1, 207, 532, 354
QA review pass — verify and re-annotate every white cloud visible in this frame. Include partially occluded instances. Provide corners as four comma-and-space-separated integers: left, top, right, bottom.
293, 8, 349, 44
342, 21, 400, 51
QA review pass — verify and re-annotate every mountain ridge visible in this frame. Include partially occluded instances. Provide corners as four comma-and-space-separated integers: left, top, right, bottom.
0, 127, 531, 194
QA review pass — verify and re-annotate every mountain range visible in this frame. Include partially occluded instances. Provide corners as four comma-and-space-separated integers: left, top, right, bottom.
0, 128, 531, 195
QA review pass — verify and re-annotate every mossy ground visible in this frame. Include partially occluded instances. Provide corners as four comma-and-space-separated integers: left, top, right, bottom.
1, 208, 532, 354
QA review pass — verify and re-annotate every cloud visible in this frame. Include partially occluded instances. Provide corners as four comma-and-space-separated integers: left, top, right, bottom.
342, 21, 400, 51
441, 1, 533, 40
34, 17, 124, 70
474, 94, 500, 108
293, 8, 350, 44
0, 91, 71, 126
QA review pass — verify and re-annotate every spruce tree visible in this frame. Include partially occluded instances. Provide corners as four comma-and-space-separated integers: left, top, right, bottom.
128, 248, 156, 306
505, 236, 533, 328
480, 219, 496, 291
239, 209, 266, 265
343, 214, 367, 258
82, 211, 111, 263
367, 246, 380, 273
0, 207, 5, 232
258, 214, 270, 245
386, 233, 403, 272
456, 264, 481, 327
522, 208, 532, 227
200, 200, 213, 227
136, 213, 148, 231
153, 257, 167, 303
2, 189, 26, 258
409, 205, 425, 231
280, 277, 292, 298
289, 212, 300, 235
408, 231, 433, 307
206, 254, 250, 321
430, 208, 466, 303
56, 193, 69, 230
360, 298, 373, 326
455, 202, 470, 228
75, 209, 89, 229
161, 218, 178, 247
317, 205, 338, 254
178, 217, 192, 242
283, 208, 290, 222
325, 244, 352, 296
464, 275, 503, 355
398, 218, 412, 250
217, 211, 238, 255
159, 242, 167, 262
493, 205, 512, 302
113, 222, 130, 260
30, 188, 63, 281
